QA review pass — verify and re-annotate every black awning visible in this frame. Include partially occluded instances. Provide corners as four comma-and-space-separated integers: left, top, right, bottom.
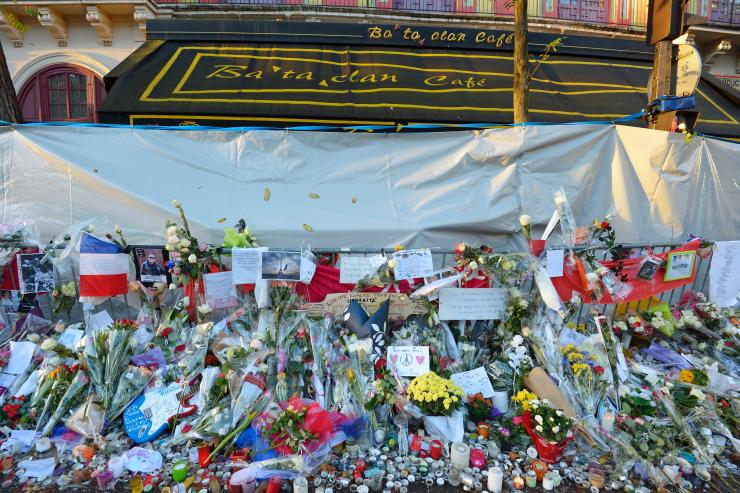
98, 22, 740, 137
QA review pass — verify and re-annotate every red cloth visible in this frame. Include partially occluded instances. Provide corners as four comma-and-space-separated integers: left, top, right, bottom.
551, 239, 701, 304
1, 247, 39, 291
294, 263, 419, 303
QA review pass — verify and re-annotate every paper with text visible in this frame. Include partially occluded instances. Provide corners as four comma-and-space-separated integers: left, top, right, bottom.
546, 249, 565, 277
450, 367, 495, 398
709, 241, 740, 307
204, 271, 238, 309
232, 247, 267, 285
387, 346, 430, 377
393, 249, 434, 281
340, 255, 387, 284
438, 288, 508, 320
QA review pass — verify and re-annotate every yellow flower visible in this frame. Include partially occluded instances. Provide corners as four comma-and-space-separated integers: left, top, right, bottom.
679, 369, 695, 384
451, 396, 458, 403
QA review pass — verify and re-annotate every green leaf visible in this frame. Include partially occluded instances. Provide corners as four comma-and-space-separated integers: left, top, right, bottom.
303, 224, 313, 232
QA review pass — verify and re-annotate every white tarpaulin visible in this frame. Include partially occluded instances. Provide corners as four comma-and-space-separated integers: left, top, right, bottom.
0, 123, 738, 249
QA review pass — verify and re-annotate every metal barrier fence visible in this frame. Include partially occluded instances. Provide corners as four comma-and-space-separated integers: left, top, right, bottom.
152, 0, 740, 30
2, 242, 712, 334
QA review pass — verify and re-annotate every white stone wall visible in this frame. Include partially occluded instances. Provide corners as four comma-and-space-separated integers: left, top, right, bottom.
1, 20, 142, 90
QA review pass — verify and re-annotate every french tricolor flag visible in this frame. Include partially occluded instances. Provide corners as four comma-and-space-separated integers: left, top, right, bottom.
79, 232, 130, 298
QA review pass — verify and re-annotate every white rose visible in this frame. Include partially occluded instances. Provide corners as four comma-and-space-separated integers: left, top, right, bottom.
197, 304, 212, 314
165, 244, 174, 251
388, 259, 397, 269
518, 299, 529, 309
689, 388, 706, 402
26, 333, 41, 343
167, 225, 178, 236
171, 199, 181, 208
469, 261, 478, 271
188, 254, 197, 264
167, 235, 180, 245
519, 215, 531, 227
179, 238, 191, 248
114, 224, 122, 234
86, 225, 95, 233
511, 335, 524, 347
535, 425, 543, 433
182, 296, 190, 308
552, 426, 560, 434
534, 414, 543, 424
168, 283, 177, 290
556, 410, 564, 416
586, 272, 599, 283
180, 247, 189, 254
521, 326, 531, 337
40, 338, 58, 352
250, 339, 263, 350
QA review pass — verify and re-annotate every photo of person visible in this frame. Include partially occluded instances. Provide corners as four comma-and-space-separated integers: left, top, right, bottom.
664, 250, 697, 281
260, 251, 302, 281
134, 248, 169, 284
1, 291, 20, 314
16, 253, 55, 294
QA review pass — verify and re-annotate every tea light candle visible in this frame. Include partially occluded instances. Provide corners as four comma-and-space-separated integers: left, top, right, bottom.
294, 477, 308, 493
451, 443, 471, 470
601, 411, 615, 432
477, 424, 490, 439
542, 473, 554, 491
525, 471, 537, 488
429, 440, 443, 460
487, 467, 503, 493
531, 460, 548, 482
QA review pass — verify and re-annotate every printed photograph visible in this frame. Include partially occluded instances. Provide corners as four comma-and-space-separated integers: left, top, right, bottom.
260, 250, 301, 281
17, 253, 55, 294
664, 251, 697, 281
134, 247, 169, 285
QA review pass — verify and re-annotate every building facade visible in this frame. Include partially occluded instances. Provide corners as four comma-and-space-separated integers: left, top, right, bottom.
0, 0, 737, 123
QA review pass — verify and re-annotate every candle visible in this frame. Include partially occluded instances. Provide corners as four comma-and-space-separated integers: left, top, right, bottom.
429, 440, 443, 460
266, 477, 283, 493
470, 448, 486, 468
512, 475, 525, 490
531, 460, 548, 481
601, 411, 615, 432
525, 471, 537, 488
451, 443, 471, 470
542, 472, 554, 491
410, 435, 422, 455
487, 467, 503, 493
477, 424, 490, 439
294, 477, 308, 493
96, 469, 115, 491
171, 461, 188, 483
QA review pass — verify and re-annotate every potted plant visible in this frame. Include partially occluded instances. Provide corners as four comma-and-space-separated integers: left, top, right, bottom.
521, 398, 574, 463
407, 372, 465, 443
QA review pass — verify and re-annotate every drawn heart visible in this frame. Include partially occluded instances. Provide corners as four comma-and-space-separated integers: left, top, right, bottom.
416, 355, 426, 365
391, 354, 399, 364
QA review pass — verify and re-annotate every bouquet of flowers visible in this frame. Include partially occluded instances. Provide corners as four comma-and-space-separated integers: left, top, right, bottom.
40, 370, 89, 436
502, 289, 532, 335
81, 319, 139, 412
618, 386, 657, 417
407, 372, 464, 417
560, 344, 609, 417
409, 371, 466, 442
366, 357, 399, 412
107, 366, 153, 420
522, 398, 574, 462
208, 389, 273, 462
467, 393, 493, 422
40, 336, 77, 359
51, 281, 76, 319
0, 396, 29, 427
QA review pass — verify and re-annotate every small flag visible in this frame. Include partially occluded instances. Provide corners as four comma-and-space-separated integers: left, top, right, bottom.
79, 232, 129, 298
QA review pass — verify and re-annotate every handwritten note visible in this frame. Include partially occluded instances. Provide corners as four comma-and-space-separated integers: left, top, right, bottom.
393, 249, 434, 281
450, 367, 495, 398
58, 328, 84, 351
340, 255, 387, 284
6, 341, 36, 375
204, 272, 238, 309
387, 346, 430, 377
232, 247, 266, 285
546, 249, 565, 277
300, 252, 317, 284
438, 288, 508, 321
709, 241, 740, 307
89, 310, 114, 333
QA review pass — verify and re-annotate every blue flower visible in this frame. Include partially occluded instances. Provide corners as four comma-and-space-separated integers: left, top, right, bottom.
490, 407, 503, 419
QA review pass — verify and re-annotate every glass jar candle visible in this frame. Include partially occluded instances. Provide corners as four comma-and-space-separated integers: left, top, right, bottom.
525, 471, 537, 488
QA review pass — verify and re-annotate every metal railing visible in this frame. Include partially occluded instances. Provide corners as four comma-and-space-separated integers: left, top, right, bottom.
1, 242, 714, 333
151, 0, 740, 30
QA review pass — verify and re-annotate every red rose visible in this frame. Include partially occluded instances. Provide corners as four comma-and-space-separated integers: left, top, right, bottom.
174, 344, 186, 353
455, 242, 466, 254
161, 327, 173, 338
17, 395, 24, 402
594, 366, 604, 375
481, 245, 493, 254
600, 221, 610, 229
374, 358, 387, 370
376, 373, 383, 380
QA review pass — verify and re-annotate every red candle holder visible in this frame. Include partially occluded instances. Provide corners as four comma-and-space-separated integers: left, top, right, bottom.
429, 440, 443, 460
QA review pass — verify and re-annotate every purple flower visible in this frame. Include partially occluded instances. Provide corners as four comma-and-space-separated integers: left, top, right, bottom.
490, 407, 503, 419
498, 426, 510, 438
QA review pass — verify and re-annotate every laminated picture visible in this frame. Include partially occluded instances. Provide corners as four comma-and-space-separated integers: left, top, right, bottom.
260, 251, 301, 281
133, 247, 169, 285
16, 253, 55, 294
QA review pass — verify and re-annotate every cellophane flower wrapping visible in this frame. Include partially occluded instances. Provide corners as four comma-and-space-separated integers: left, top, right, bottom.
423, 409, 464, 443
176, 322, 212, 381
107, 366, 153, 420
266, 397, 348, 457
41, 370, 89, 437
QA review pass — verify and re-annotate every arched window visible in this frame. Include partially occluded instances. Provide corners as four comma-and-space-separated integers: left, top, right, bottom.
18, 65, 106, 122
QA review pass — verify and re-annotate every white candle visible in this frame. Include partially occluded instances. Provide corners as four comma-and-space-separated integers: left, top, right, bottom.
601, 411, 615, 432
487, 467, 503, 493
542, 473, 554, 491
450, 442, 471, 469
293, 477, 308, 493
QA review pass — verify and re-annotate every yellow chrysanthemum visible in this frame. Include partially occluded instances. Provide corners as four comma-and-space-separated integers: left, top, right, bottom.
679, 369, 695, 384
